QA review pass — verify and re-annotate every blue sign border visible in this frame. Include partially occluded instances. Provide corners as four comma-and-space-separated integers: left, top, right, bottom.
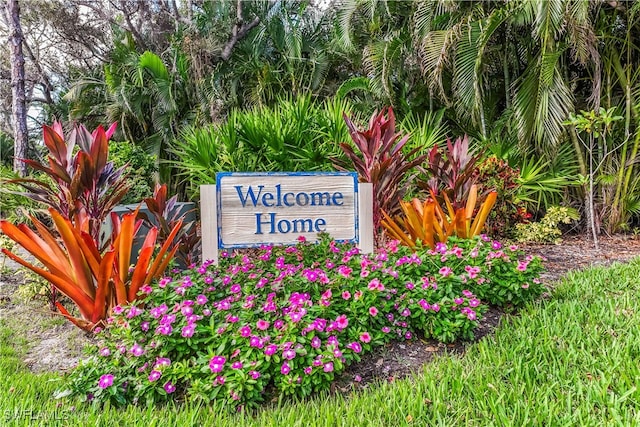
216, 171, 360, 249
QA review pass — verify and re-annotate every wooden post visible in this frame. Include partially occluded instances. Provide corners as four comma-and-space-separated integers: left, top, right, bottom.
200, 185, 218, 265
358, 182, 374, 254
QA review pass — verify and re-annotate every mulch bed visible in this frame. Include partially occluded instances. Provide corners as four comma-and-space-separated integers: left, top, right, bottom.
2, 234, 640, 386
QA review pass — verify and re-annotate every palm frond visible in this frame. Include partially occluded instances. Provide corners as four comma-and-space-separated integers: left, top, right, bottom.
336, 0, 362, 51
336, 77, 372, 99
513, 48, 573, 150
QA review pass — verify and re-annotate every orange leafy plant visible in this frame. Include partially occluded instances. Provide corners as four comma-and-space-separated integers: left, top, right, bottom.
381, 185, 497, 249
0, 208, 181, 331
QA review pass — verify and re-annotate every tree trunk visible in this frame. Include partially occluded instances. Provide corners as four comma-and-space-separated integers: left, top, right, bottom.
7, 0, 28, 177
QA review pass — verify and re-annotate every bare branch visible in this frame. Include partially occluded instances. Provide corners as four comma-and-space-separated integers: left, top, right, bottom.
220, 0, 261, 61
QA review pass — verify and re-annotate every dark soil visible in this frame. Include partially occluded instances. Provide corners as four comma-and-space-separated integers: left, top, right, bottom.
2, 234, 640, 384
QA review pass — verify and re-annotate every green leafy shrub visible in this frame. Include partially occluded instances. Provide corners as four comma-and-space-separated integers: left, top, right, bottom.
514, 206, 580, 244
171, 95, 356, 200
109, 142, 157, 205
64, 235, 543, 409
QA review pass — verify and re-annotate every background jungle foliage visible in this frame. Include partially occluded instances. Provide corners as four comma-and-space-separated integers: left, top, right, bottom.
3, 0, 640, 235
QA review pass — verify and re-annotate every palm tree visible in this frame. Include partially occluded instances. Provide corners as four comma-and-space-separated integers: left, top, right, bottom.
336, 0, 602, 150
65, 32, 197, 191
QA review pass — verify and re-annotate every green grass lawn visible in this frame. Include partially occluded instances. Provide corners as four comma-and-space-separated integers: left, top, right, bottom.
2, 259, 640, 426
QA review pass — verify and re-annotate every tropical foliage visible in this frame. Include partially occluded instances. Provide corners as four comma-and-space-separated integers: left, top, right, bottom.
334, 107, 426, 236
0, 209, 181, 331
172, 95, 355, 199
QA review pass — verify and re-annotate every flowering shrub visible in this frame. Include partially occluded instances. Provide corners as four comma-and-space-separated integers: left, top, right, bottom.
64, 235, 543, 410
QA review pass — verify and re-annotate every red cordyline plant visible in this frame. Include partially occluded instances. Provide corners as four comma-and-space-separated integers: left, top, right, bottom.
141, 184, 201, 267
0, 122, 182, 331
381, 136, 498, 249
0, 208, 181, 331
420, 135, 484, 210
333, 107, 426, 238
7, 122, 130, 243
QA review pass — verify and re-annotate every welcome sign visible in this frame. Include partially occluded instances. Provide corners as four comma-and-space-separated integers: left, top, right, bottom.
200, 172, 373, 263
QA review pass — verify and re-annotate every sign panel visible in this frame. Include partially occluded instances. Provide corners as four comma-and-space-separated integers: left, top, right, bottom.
215, 172, 359, 248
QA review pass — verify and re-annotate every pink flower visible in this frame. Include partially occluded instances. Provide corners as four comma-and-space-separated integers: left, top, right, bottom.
98, 374, 114, 389
311, 336, 321, 349
432, 303, 440, 312
230, 284, 242, 293
249, 336, 263, 348
522, 283, 530, 289
323, 362, 334, 372
249, 370, 261, 380
148, 370, 162, 382
130, 344, 145, 357
281, 362, 291, 375
289, 311, 304, 323
239, 326, 252, 337
454, 297, 464, 305
231, 361, 243, 369
369, 306, 379, 316
354, 375, 362, 382
283, 349, 296, 360
342, 291, 351, 300
196, 294, 208, 305
464, 265, 481, 279
181, 325, 195, 338
264, 344, 278, 356
354, 290, 363, 300
517, 261, 528, 272
99, 347, 110, 357
150, 304, 168, 318
435, 242, 447, 253
164, 382, 176, 393
335, 315, 349, 330
348, 342, 362, 353
466, 310, 477, 321
381, 326, 390, 333
469, 298, 480, 307
367, 278, 385, 291
256, 319, 270, 330
337, 265, 352, 277
439, 266, 453, 277
209, 356, 226, 373
492, 241, 502, 250
359, 332, 371, 343
304, 367, 313, 375
154, 357, 171, 368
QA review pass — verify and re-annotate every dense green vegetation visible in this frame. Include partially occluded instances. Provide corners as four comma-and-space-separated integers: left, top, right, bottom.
5, 0, 640, 234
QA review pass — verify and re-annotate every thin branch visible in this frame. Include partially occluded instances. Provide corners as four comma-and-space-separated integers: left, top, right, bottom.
220, 0, 261, 61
